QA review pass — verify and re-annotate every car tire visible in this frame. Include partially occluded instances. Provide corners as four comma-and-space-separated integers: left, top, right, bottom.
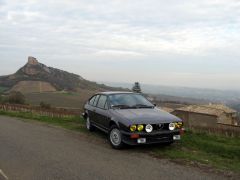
86, 116, 95, 132
109, 125, 124, 149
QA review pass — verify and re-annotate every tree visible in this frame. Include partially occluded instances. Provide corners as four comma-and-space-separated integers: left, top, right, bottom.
132, 82, 142, 93
7, 91, 25, 104
40, 101, 51, 109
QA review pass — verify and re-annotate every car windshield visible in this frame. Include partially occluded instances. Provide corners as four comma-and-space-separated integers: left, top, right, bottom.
108, 93, 154, 109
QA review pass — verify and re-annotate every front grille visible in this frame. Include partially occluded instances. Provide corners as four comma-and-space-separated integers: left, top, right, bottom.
152, 123, 169, 131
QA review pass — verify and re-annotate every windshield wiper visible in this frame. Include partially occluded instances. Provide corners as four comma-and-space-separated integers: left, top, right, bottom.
111, 104, 131, 109
131, 104, 154, 109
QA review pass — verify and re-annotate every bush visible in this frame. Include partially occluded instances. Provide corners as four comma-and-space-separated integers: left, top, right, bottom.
7, 91, 25, 104
40, 101, 51, 109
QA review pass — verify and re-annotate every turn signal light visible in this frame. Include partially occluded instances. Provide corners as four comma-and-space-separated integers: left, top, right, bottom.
130, 125, 137, 132
131, 134, 139, 139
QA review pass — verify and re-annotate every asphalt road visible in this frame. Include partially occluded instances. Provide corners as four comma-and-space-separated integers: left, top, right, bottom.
0, 116, 236, 180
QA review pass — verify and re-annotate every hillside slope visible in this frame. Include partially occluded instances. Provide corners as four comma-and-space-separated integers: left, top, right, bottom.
0, 56, 126, 93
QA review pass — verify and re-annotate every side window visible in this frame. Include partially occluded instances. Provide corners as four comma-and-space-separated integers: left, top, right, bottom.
97, 95, 108, 109
104, 99, 109, 109
93, 95, 100, 107
89, 96, 96, 106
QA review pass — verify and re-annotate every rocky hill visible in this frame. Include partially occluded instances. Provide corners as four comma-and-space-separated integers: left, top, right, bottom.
0, 56, 126, 93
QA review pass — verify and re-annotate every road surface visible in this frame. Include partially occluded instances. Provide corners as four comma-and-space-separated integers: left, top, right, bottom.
0, 116, 236, 180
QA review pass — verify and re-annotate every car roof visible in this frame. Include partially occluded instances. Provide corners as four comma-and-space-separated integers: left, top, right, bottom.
98, 91, 134, 95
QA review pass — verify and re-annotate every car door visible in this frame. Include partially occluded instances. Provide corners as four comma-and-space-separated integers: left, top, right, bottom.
88, 95, 100, 125
95, 95, 110, 131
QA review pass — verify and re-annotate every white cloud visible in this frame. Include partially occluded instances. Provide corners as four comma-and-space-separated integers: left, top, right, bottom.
0, 0, 240, 89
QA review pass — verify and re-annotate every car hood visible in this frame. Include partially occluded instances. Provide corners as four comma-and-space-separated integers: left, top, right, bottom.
110, 108, 181, 125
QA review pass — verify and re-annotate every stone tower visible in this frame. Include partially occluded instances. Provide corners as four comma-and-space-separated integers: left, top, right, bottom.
28, 56, 39, 65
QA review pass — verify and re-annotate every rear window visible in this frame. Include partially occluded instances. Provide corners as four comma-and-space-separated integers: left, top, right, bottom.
89, 96, 96, 106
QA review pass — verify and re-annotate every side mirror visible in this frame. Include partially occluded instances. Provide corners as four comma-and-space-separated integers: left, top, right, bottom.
153, 103, 157, 107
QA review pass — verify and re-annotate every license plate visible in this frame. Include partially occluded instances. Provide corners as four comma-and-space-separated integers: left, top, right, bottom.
173, 135, 181, 140
137, 138, 146, 144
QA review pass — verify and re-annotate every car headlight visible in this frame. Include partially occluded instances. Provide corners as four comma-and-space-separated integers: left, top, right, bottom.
169, 123, 175, 130
130, 125, 137, 132
145, 124, 153, 133
137, 125, 144, 131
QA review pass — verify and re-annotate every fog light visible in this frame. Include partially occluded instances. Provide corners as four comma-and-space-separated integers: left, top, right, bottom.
145, 124, 153, 133
175, 122, 183, 129
169, 123, 175, 130
137, 125, 144, 131
130, 125, 137, 132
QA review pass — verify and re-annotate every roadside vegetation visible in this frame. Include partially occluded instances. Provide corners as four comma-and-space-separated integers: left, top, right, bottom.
0, 110, 239, 173
151, 131, 240, 172
0, 91, 26, 104
0, 86, 8, 93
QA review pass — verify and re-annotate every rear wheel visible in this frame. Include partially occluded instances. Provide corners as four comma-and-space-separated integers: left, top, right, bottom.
109, 125, 124, 149
86, 116, 95, 131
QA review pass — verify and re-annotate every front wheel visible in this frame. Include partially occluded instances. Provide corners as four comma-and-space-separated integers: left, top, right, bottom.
109, 125, 124, 149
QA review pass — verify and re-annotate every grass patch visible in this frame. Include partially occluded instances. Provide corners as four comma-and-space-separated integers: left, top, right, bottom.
0, 110, 87, 132
0, 110, 240, 173
151, 131, 240, 172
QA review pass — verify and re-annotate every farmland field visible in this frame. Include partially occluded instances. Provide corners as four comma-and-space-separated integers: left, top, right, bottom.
24, 89, 95, 109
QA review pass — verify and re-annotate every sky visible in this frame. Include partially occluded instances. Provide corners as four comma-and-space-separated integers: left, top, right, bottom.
0, 0, 240, 90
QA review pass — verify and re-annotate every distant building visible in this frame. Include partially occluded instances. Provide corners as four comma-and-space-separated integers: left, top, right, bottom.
161, 107, 174, 113
172, 104, 238, 127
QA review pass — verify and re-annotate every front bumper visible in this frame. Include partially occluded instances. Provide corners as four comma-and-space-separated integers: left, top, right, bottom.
121, 130, 181, 145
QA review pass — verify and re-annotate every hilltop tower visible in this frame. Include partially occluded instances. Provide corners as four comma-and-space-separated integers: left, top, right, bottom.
28, 56, 39, 65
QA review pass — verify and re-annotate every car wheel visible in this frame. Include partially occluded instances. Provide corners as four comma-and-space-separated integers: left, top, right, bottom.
109, 125, 124, 149
86, 116, 95, 131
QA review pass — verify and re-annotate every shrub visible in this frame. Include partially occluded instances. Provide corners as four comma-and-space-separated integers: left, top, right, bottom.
7, 91, 25, 104
40, 101, 51, 109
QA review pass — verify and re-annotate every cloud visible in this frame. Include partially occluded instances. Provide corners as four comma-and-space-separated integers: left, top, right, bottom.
0, 0, 240, 89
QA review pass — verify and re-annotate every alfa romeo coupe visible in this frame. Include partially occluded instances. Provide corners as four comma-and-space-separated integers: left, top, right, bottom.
82, 92, 183, 149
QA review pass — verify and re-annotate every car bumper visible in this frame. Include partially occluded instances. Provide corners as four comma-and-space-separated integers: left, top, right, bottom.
120, 130, 181, 145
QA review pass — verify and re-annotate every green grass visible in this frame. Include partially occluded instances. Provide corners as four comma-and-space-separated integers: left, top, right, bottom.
0, 110, 87, 132
0, 110, 240, 173
151, 131, 240, 172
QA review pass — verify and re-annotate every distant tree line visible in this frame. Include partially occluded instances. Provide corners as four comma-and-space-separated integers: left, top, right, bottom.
132, 82, 142, 93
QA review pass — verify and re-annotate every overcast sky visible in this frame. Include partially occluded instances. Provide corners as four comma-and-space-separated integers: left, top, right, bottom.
0, 0, 240, 90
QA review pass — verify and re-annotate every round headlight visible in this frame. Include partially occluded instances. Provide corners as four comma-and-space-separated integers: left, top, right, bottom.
145, 124, 153, 133
169, 123, 175, 130
137, 125, 144, 131
130, 125, 137, 132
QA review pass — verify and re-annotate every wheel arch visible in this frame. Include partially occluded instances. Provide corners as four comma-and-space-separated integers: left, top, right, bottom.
83, 110, 88, 119
109, 119, 119, 129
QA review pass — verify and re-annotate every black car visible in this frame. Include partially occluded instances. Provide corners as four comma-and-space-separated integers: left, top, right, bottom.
82, 92, 183, 149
